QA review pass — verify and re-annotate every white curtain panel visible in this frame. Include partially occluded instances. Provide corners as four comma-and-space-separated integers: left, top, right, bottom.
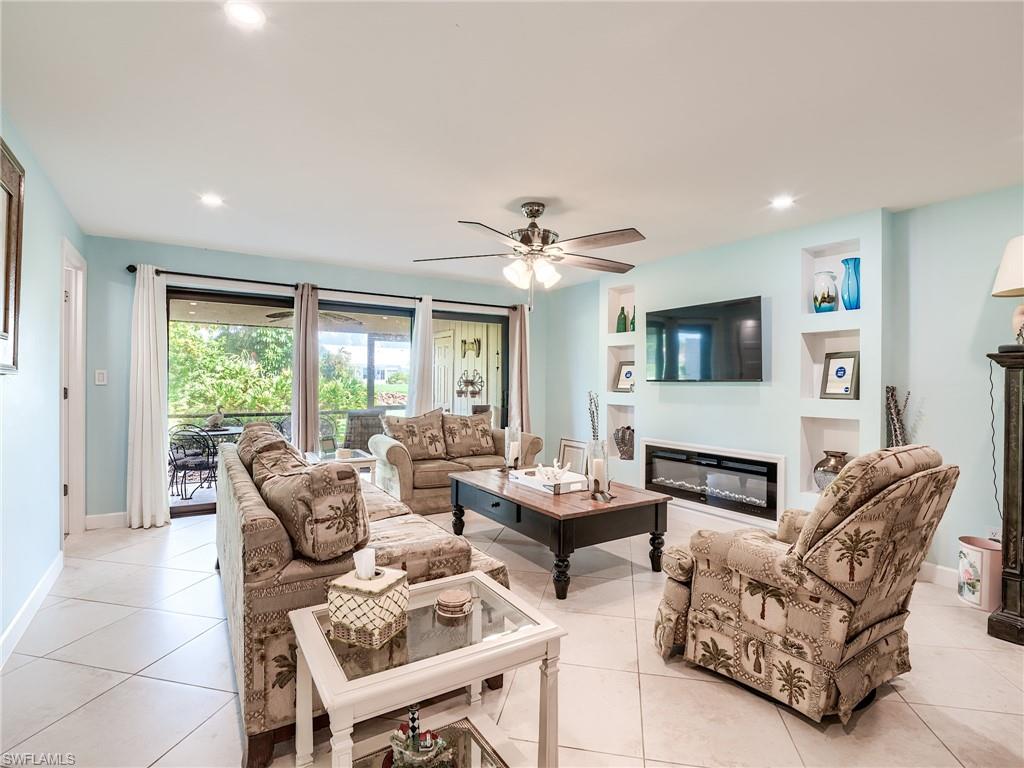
126, 264, 170, 529
292, 283, 320, 453
508, 304, 531, 433
408, 295, 433, 415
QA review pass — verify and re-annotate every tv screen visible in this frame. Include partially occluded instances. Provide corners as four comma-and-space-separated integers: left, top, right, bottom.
646, 296, 763, 382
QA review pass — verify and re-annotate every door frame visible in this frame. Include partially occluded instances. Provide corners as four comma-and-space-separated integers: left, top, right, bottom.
60, 238, 87, 537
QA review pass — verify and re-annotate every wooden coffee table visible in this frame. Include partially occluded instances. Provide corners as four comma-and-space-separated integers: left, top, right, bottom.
451, 469, 671, 599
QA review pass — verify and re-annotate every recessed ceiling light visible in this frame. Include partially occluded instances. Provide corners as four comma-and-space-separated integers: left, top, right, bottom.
199, 192, 224, 208
224, 1, 266, 30
189, 302, 198, 306
770, 194, 795, 210
188, 311, 196, 315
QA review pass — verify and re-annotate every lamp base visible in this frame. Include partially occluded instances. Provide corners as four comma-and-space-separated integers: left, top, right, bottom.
999, 344, 1024, 353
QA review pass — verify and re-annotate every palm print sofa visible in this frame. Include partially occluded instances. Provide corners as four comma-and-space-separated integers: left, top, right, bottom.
653, 445, 959, 722
216, 423, 510, 768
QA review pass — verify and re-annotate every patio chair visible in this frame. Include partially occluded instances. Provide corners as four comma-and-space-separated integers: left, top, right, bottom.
168, 424, 218, 500
341, 407, 386, 452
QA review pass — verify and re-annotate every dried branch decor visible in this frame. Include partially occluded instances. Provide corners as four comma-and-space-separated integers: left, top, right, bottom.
587, 391, 600, 440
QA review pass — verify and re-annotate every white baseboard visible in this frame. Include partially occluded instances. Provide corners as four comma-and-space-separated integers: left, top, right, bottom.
670, 500, 775, 532
85, 512, 128, 530
1, 551, 63, 669
918, 561, 957, 588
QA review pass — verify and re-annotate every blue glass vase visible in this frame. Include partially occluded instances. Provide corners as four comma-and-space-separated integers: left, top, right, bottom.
841, 257, 861, 311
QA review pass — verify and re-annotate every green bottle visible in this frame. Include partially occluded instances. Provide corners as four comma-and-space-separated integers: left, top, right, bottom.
630, 305, 636, 331
616, 306, 628, 333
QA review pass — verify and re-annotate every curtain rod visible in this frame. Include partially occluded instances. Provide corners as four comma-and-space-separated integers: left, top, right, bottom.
124, 265, 518, 311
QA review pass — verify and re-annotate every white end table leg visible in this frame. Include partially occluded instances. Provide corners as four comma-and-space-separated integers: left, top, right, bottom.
295, 647, 314, 768
330, 706, 355, 768
538, 638, 560, 768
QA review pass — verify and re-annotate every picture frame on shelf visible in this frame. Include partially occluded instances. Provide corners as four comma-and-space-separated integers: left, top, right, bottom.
820, 351, 860, 400
613, 360, 636, 392
557, 438, 587, 474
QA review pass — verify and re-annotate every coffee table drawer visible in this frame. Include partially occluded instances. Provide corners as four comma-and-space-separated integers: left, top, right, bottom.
457, 483, 519, 525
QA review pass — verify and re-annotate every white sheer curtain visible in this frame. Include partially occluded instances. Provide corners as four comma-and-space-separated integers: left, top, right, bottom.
292, 283, 320, 453
408, 295, 433, 415
126, 264, 170, 529
508, 304, 531, 433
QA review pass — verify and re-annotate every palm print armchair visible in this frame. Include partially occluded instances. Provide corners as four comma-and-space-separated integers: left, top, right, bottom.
653, 445, 959, 722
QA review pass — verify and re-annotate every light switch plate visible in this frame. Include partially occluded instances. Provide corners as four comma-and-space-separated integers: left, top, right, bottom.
94, 369, 108, 386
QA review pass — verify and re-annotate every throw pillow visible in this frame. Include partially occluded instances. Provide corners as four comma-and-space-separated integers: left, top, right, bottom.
441, 413, 495, 458
260, 462, 370, 561
381, 408, 446, 461
237, 426, 287, 473
251, 446, 309, 490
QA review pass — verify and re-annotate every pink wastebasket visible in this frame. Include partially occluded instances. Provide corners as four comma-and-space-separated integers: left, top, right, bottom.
957, 536, 1002, 611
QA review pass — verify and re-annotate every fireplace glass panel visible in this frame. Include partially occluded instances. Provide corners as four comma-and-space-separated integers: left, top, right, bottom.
646, 447, 777, 521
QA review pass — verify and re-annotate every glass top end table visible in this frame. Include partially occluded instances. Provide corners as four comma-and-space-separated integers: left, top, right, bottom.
290, 570, 565, 768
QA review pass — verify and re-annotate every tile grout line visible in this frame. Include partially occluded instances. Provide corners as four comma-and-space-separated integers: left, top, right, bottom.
145, 695, 239, 768
774, 704, 808, 768
903, 700, 969, 768
8, 672, 136, 753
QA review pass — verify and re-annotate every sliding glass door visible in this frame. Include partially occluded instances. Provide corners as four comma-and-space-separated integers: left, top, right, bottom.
317, 304, 413, 448
431, 312, 509, 428
167, 290, 294, 512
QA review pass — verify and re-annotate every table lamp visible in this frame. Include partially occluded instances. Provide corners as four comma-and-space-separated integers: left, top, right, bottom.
992, 235, 1024, 352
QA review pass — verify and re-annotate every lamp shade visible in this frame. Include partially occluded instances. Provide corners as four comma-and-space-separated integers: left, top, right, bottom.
992, 235, 1024, 297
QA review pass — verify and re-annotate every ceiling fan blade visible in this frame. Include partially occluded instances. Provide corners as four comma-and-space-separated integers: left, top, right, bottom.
458, 221, 524, 250
554, 253, 635, 274
548, 227, 645, 252
412, 253, 517, 263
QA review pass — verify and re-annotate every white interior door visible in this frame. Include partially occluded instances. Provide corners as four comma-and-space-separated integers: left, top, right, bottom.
432, 330, 454, 412
60, 239, 87, 537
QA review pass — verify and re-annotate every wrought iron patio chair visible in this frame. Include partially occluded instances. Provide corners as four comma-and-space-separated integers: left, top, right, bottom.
168, 424, 217, 500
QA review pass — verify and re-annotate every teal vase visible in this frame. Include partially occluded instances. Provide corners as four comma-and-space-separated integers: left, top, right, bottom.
841, 257, 861, 310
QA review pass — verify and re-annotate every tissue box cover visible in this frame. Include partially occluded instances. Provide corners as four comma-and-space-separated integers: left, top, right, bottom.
328, 566, 409, 649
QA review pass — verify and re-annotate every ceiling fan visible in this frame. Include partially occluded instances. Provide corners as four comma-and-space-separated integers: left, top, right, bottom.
413, 202, 644, 303
266, 310, 363, 326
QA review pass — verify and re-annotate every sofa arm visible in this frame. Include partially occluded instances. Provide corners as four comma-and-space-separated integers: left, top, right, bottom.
368, 434, 413, 501
489, 429, 544, 465
777, 508, 813, 545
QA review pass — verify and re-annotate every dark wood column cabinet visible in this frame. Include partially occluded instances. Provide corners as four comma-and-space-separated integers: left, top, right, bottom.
988, 351, 1024, 645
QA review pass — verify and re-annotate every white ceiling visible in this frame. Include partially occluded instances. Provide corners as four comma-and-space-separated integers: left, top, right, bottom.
2, 1, 1022, 286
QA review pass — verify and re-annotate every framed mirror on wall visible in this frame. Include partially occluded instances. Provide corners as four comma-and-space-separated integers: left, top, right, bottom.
1, 138, 25, 373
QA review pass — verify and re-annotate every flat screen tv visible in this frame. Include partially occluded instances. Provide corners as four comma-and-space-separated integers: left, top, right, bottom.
646, 296, 763, 382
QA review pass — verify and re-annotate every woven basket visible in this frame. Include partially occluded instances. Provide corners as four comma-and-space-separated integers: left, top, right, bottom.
328, 566, 409, 649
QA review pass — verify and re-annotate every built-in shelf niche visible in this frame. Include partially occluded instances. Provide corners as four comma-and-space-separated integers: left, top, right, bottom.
801, 238, 861, 316
607, 285, 636, 334
606, 344, 637, 394
607, 404, 635, 461
799, 416, 860, 494
800, 327, 861, 400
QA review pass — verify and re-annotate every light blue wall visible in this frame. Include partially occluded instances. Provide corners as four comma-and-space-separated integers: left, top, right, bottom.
542, 188, 1024, 570
892, 185, 1024, 568
1, 116, 84, 631
83, 237, 545, 516
544, 281, 601, 450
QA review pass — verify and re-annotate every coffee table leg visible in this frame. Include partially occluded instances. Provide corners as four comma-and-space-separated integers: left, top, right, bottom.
452, 503, 465, 536
538, 638, 560, 768
295, 647, 313, 768
329, 705, 354, 768
552, 555, 571, 599
650, 531, 665, 571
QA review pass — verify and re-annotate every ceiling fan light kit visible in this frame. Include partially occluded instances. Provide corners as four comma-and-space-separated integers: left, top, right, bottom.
413, 200, 644, 306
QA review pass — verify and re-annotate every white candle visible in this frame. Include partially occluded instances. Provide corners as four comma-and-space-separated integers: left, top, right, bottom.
591, 458, 607, 491
508, 440, 521, 466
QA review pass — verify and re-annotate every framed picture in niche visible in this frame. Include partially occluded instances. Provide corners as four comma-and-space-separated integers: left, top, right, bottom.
613, 360, 636, 392
820, 351, 860, 400
0, 139, 25, 374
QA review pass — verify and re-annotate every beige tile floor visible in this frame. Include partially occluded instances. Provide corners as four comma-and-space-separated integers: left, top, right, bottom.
2, 509, 1022, 768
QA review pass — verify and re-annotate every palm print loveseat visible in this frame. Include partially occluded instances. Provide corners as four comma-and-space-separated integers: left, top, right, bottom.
653, 445, 959, 722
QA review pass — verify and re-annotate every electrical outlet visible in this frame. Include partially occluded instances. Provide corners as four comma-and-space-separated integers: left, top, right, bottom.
94, 369, 108, 386
988, 527, 1001, 542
